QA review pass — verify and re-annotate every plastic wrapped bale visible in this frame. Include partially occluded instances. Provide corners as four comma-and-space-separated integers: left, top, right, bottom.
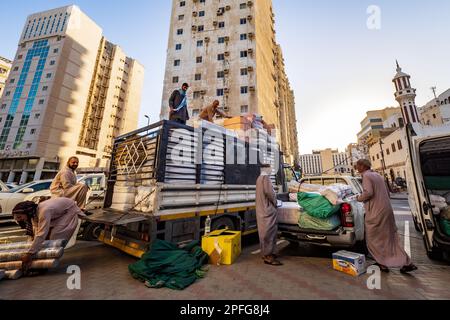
0, 247, 64, 263
299, 212, 341, 231
277, 202, 302, 225
430, 195, 447, 215
0, 240, 67, 252
5, 270, 22, 280
0, 259, 60, 271
297, 192, 341, 219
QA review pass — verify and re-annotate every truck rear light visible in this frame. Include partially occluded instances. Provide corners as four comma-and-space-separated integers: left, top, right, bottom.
340, 203, 354, 228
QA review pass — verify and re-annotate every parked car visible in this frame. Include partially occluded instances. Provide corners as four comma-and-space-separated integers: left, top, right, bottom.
277, 174, 366, 251
0, 180, 10, 192
0, 180, 53, 215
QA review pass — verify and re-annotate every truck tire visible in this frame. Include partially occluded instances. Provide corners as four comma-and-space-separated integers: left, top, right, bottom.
413, 216, 422, 232
82, 223, 103, 241
426, 247, 443, 261
211, 216, 237, 231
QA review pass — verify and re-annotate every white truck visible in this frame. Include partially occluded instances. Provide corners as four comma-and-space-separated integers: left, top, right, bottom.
405, 123, 450, 260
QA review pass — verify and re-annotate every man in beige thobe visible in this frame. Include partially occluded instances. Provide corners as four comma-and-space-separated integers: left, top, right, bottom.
50, 157, 89, 210
356, 159, 417, 274
199, 100, 232, 123
12, 199, 85, 272
256, 164, 282, 266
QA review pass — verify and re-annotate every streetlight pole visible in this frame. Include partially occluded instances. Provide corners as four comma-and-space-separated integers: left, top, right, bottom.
145, 115, 150, 127
379, 139, 393, 192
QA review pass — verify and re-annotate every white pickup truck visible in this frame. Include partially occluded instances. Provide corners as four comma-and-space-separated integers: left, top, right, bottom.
277, 175, 366, 251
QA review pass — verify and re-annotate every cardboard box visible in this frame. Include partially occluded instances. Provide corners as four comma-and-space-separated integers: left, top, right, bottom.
332, 251, 366, 276
202, 229, 241, 265
224, 116, 251, 127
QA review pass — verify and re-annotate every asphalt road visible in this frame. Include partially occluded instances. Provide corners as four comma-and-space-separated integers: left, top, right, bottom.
1, 198, 449, 300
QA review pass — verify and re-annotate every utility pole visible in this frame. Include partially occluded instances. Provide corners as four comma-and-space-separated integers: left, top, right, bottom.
379, 139, 393, 192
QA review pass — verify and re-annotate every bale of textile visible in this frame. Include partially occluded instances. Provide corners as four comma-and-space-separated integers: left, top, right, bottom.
5, 269, 22, 280
129, 239, 208, 290
0, 247, 64, 263
430, 194, 448, 215
0, 240, 67, 252
0, 259, 59, 271
441, 218, 450, 237
299, 212, 341, 231
277, 202, 302, 225
289, 183, 353, 205
297, 192, 341, 219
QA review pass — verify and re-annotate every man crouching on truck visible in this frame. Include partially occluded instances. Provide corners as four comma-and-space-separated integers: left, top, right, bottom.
356, 159, 417, 274
256, 163, 282, 266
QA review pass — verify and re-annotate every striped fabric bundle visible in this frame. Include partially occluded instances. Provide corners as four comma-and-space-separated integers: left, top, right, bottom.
0, 259, 60, 271
0, 240, 67, 252
0, 247, 64, 263
5, 269, 22, 280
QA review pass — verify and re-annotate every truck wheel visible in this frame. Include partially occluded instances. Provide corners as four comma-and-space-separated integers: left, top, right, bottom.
211, 216, 237, 231
82, 223, 103, 241
413, 216, 422, 232
427, 247, 443, 261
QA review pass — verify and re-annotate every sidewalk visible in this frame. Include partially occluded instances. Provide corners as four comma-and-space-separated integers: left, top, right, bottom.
390, 192, 408, 200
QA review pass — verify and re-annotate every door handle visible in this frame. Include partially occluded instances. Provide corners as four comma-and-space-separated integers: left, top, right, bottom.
306, 235, 326, 240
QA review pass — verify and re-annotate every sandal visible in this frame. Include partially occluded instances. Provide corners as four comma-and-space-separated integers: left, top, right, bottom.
263, 256, 283, 266
374, 263, 390, 273
400, 264, 418, 274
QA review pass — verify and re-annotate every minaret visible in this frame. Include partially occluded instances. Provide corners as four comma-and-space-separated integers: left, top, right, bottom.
392, 61, 420, 124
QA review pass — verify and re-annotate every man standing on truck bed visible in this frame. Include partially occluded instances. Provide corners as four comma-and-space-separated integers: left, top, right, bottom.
199, 100, 232, 123
50, 157, 89, 210
256, 164, 282, 266
169, 83, 190, 125
356, 159, 417, 274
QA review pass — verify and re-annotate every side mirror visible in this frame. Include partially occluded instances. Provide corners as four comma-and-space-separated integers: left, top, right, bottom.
22, 188, 35, 194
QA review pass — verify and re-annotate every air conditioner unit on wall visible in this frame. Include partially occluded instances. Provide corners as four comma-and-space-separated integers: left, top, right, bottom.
248, 32, 254, 39
213, 21, 218, 27
247, 66, 254, 72
249, 86, 256, 92
193, 12, 198, 17
224, 51, 230, 57
247, 15, 253, 21
223, 69, 230, 74
192, 25, 198, 31
247, 1, 254, 7
205, 37, 210, 42
224, 88, 230, 94
247, 48, 254, 55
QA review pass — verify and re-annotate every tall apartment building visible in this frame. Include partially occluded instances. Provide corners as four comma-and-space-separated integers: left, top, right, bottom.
161, 0, 299, 164
299, 148, 351, 177
357, 107, 401, 148
419, 88, 450, 126
0, 56, 12, 98
0, 6, 144, 183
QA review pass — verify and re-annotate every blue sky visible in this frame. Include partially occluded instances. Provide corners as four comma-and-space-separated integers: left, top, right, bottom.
1, 1, 450, 154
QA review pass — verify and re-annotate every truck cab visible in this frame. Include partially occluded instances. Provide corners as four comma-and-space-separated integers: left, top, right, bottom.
405, 123, 450, 260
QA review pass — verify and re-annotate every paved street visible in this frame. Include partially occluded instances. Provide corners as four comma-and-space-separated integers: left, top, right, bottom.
1, 197, 449, 300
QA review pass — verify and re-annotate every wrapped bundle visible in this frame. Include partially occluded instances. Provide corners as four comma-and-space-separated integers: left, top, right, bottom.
277, 202, 302, 225
0, 259, 60, 271
0, 240, 67, 252
289, 183, 354, 206
0, 247, 64, 263
0, 269, 4, 281
5, 269, 22, 280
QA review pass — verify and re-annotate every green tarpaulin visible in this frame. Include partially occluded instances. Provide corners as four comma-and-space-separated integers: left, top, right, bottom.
129, 240, 208, 290
297, 192, 341, 219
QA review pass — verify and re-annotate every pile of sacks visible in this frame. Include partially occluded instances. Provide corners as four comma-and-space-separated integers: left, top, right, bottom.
430, 194, 450, 236
0, 240, 66, 280
288, 182, 354, 205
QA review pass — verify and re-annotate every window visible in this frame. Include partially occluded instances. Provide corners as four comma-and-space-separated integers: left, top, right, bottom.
433, 114, 437, 119
13, 66, 19, 71
26, 143, 32, 149
198, 25, 204, 32
217, 54, 225, 61
240, 68, 248, 76
376, 154, 380, 160
10, 79, 15, 84
397, 140, 403, 150
218, 37, 225, 44
175, 44, 182, 50
30, 129, 36, 135
1, 104, 6, 109
197, 40, 203, 47
180, 1, 186, 7
240, 18, 247, 24
391, 143, 396, 152
241, 105, 248, 114
372, 156, 375, 161
195, 74, 202, 81
50, 60, 55, 65
42, 86, 48, 91
192, 109, 200, 117
199, 11, 205, 17
240, 34, 247, 40
46, 73, 52, 79
218, 22, 225, 28
217, 89, 224, 96
53, 48, 59, 54
5, 91, 10, 97
172, 76, 179, 83
386, 149, 390, 156
200, 0, 205, 2
241, 86, 248, 94
240, 3, 247, 9
174, 59, 181, 66
31, 182, 52, 192
0, 117, 2, 123
178, 15, 184, 21
217, 71, 224, 78
18, 54, 23, 59
193, 91, 202, 99
196, 56, 203, 63
35, 113, 40, 119
240, 51, 248, 58
177, 29, 184, 35
38, 99, 44, 105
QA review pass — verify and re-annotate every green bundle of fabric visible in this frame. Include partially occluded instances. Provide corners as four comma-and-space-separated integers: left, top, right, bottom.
297, 192, 341, 219
299, 212, 341, 231
129, 240, 208, 290
441, 218, 450, 237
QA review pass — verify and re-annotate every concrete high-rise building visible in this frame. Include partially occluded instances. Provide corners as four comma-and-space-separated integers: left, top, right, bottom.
419, 88, 450, 126
161, 0, 299, 164
0, 6, 144, 183
0, 56, 12, 98
299, 148, 351, 177
357, 107, 401, 148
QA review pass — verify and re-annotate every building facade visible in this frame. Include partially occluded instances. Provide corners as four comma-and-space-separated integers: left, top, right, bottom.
161, 0, 299, 164
357, 107, 401, 148
0, 56, 12, 98
300, 148, 351, 177
419, 88, 450, 126
0, 6, 144, 183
